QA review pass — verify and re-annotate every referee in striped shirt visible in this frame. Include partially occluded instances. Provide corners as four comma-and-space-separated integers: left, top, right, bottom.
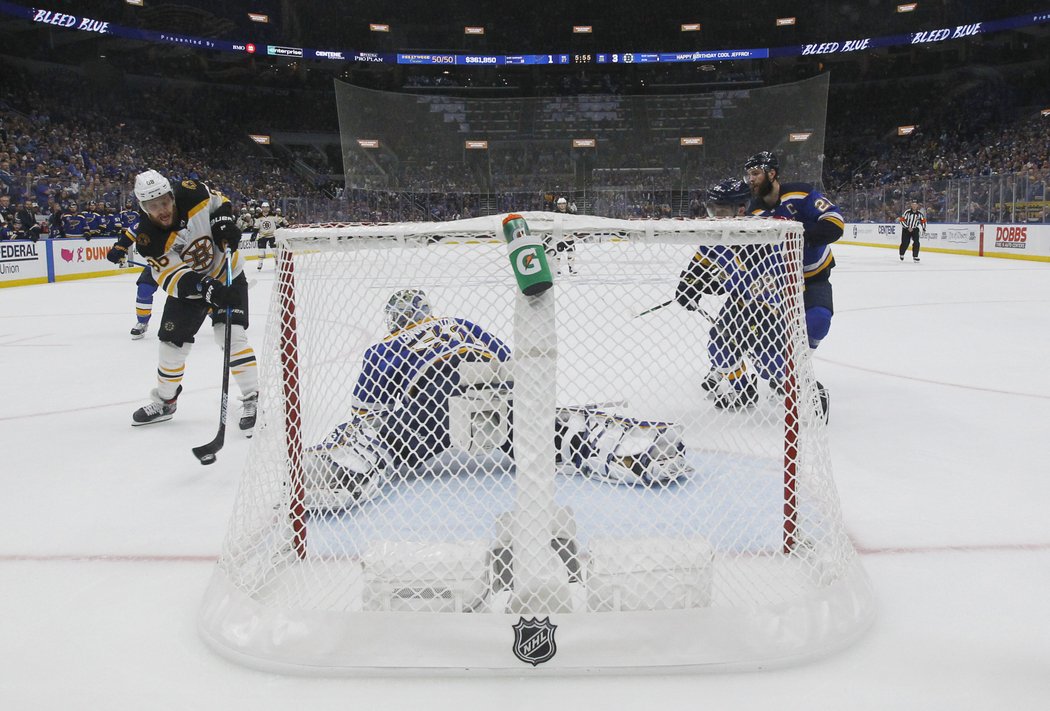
898, 201, 927, 262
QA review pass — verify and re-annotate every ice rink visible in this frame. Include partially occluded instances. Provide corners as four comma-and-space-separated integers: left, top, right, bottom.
2, 243, 1048, 710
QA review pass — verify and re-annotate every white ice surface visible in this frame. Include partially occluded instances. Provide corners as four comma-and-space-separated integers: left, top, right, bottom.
1, 245, 1049, 709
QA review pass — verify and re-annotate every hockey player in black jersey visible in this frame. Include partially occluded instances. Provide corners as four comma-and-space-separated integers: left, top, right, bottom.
124, 170, 259, 433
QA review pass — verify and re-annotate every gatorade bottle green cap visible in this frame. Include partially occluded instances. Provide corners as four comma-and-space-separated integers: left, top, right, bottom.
502, 213, 553, 296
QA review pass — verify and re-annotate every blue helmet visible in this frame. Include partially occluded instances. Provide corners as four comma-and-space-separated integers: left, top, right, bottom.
706, 178, 750, 205
743, 151, 779, 173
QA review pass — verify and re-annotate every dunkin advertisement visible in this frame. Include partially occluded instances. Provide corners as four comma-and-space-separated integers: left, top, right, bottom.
51, 238, 128, 279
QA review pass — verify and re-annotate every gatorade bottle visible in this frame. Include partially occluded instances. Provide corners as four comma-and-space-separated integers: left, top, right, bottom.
502, 213, 553, 296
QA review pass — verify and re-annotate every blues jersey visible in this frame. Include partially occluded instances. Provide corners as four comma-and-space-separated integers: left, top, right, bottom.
82, 210, 102, 236
351, 315, 511, 466
120, 209, 140, 233
61, 213, 86, 238
353, 315, 511, 414
748, 182, 844, 283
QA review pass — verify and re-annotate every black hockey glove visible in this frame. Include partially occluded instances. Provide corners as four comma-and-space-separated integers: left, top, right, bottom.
210, 214, 240, 252
675, 263, 725, 310
197, 276, 242, 309
106, 244, 128, 264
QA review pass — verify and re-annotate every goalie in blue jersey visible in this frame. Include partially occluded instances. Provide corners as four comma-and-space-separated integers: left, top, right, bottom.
303, 289, 692, 510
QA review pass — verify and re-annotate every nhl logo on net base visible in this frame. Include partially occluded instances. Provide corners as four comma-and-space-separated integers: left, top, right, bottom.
512, 617, 558, 666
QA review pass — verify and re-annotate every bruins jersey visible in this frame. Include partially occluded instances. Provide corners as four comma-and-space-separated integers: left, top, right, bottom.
747, 181, 844, 283
255, 215, 280, 239
130, 179, 241, 299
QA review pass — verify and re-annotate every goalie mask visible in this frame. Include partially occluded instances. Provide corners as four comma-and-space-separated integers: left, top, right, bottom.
385, 288, 432, 333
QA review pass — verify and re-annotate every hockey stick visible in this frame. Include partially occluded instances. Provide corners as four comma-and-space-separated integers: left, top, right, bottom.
635, 299, 674, 318
192, 247, 234, 466
635, 298, 720, 324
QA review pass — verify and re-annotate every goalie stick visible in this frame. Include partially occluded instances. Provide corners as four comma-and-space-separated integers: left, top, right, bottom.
192, 247, 234, 466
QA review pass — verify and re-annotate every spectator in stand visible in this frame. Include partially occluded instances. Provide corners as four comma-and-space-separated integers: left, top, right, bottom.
12, 199, 42, 241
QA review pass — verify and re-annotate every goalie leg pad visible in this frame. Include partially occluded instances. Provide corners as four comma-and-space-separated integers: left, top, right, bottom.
302, 417, 393, 511
577, 412, 693, 486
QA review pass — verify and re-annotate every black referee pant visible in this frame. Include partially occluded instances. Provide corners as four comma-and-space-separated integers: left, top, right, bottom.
900, 228, 921, 259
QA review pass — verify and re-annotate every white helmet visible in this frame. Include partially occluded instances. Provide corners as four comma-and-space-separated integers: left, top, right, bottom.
556, 197, 567, 205
134, 170, 172, 203
385, 288, 431, 333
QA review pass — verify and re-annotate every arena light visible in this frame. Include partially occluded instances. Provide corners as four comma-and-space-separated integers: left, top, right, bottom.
681, 23, 701, 32
248, 134, 271, 145
1041, 108, 1050, 117
125, 0, 143, 6
897, 3, 918, 12
464, 140, 489, 149
776, 17, 797, 26
464, 26, 485, 35
897, 125, 917, 136
248, 13, 269, 23
357, 139, 380, 148
572, 138, 596, 148
369, 23, 390, 32
573, 25, 593, 33
680, 137, 704, 146
789, 131, 813, 142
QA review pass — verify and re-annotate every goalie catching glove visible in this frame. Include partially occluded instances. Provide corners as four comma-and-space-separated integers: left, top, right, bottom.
302, 413, 394, 511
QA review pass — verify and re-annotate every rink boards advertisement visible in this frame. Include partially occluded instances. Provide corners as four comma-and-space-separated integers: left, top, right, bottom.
3, 225, 1049, 288
0, 237, 131, 288
839, 222, 1050, 260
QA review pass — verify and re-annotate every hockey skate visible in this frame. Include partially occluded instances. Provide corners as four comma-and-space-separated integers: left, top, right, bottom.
239, 392, 258, 436
132, 386, 182, 426
913, 256, 920, 263
713, 375, 758, 411
130, 322, 148, 340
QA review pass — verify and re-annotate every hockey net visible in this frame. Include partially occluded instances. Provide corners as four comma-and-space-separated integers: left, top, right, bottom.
200, 212, 874, 672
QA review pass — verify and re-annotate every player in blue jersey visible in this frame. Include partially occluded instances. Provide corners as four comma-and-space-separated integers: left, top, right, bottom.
676, 178, 786, 410
82, 201, 102, 239
107, 229, 160, 340
60, 202, 86, 238
744, 151, 839, 418
119, 198, 140, 234
303, 289, 693, 510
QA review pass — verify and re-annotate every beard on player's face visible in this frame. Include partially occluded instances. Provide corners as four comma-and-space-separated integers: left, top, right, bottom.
749, 172, 774, 199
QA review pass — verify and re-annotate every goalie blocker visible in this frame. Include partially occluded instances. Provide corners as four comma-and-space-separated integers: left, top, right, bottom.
302, 359, 693, 511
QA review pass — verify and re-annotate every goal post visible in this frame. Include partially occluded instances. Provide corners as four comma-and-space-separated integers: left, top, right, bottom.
199, 211, 874, 672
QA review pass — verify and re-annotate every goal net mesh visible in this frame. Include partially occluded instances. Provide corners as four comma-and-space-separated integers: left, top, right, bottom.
200, 212, 873, 672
